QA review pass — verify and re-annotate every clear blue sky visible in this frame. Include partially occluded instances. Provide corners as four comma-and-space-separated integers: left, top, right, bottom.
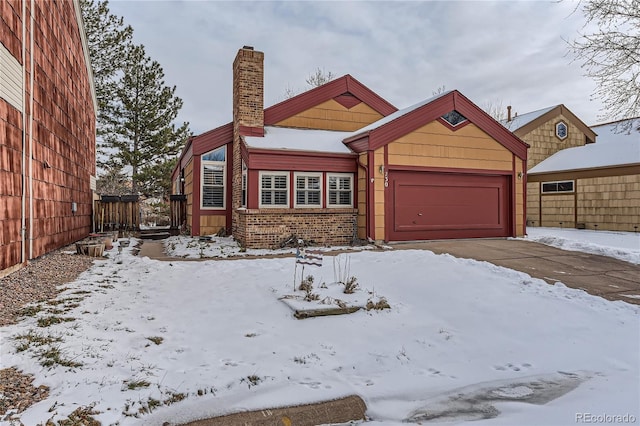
108, 0, 603, 135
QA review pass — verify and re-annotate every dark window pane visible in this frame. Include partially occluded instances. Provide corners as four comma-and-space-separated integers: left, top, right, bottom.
558, 181, 573, 192
441, 110, 467, 126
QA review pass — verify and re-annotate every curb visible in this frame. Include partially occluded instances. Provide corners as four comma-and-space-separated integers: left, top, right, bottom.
176, 395, 367, 426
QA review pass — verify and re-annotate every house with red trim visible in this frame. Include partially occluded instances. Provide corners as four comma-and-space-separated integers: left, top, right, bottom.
172, 46, 528, 248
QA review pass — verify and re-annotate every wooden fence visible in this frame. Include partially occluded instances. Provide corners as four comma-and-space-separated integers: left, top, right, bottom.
94, 195, 140, 232
170, 195, 187, 230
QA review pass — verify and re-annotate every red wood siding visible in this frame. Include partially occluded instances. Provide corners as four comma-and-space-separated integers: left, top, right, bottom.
247, 149, 357, 172
1, 0, 96, 272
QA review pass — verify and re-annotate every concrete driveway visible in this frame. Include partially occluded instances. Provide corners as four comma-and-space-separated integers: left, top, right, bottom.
392, 239, 640, 305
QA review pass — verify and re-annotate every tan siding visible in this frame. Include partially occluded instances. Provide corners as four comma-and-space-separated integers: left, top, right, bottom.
541, 194, 575, 228
0, 43, 23, 112
526, 182, 540, 227
357, 153, 367, 239
387, 122, 513, 171
577, 174, 640, 231
520, 114, 587, 170
200, 215, 227, 235
184, 160, 194, 233
374, 149, 385, 240
515, 158, 525, 236
275, 99, 383, 131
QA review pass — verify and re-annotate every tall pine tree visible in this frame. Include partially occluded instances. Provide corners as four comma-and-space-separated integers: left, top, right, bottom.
80, 0, 132, 149
81, 0, 190, 196
103, 44, 190, 195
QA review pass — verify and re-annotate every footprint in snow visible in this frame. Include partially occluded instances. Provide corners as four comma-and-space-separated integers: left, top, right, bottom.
493, 363, 532, 372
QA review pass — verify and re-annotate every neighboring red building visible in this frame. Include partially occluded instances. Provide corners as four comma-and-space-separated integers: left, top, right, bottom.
173, 46, 528, 247
1, 0, 97, 276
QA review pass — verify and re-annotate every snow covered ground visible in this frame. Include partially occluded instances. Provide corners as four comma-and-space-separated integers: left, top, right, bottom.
523, 227, 640, 264
1, 231, 639, 425
163, 234, 377, 259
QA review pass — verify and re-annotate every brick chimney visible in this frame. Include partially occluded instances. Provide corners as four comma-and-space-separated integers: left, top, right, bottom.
233, 46, 264, 134
231, 46, 264, 240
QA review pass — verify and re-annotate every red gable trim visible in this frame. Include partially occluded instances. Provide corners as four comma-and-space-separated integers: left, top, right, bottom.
192, 122, 233, 155
452, 91, 529, 160
264, 74, 397, 125
361, 91, 528, 160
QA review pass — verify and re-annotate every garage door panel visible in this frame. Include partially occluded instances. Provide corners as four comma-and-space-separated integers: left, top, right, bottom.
389, 171, 510, 240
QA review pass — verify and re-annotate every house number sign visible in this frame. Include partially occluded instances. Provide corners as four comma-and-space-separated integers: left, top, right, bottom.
384, 170, 389, 188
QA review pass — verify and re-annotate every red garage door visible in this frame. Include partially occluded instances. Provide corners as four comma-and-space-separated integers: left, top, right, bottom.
388, 171, 511, 241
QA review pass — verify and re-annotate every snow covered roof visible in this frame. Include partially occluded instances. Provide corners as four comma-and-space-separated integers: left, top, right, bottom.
529, 139, 640, 174
590, 118, 640, 144
244, 126, 353, 154
500, 105, 557, 131
346, 90, 453, 138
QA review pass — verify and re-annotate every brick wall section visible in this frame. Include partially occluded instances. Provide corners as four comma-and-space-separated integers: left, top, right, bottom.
0, 0, 96, 272
521, 114, 587, 170
236, 208, 358, 249
232, 47, 264, 240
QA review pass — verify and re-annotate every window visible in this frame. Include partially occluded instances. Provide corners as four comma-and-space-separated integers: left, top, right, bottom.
295, 173, 322, 207
260, 172, 289, 207
241, 160, 247, 208
441, 110, 467, 127
542, 180, 574, 193
201, 146, 226, 208
327, 173, 353, 207
555, 121, 568, 140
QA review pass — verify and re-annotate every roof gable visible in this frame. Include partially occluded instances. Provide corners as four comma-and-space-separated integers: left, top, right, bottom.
503, 104, 597, 143
191, 122, 233, 155
344, 90, 529, 160
264, 74, 397, 125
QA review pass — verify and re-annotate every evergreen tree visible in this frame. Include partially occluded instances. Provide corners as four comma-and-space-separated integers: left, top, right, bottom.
79, 0, 132, 145
96, 162, 131, 195
137, 157, 178, 200
103, 44, 190, 195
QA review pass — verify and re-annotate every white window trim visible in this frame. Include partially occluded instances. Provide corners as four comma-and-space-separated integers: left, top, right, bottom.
201, 146, 226, 210
294, 172, 323, 208
326, 173, 354, 208
259, 171, 290, 208
555, 121, 568, 140
541, 180, 575, 194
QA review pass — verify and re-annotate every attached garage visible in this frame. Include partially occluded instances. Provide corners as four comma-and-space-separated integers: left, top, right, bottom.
389, 171, 510, 240
345, 90, 529, 242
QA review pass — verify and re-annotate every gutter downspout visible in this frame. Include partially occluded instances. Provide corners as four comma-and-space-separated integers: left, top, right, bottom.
20, 0, 27, 264
28, 0, 34, 259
